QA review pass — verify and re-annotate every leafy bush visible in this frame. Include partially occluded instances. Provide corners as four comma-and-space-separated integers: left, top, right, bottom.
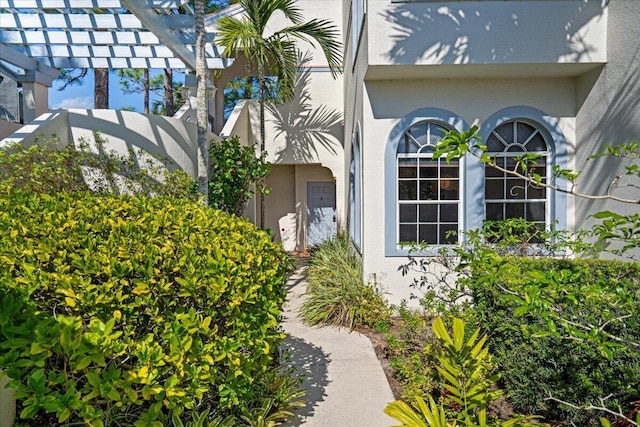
208, 136, 270, 216
465, 256, 640, 426
0, 134, 197, 199
385, 317, 546, 427
300, 235, 390, 329
0, 191, 290, 426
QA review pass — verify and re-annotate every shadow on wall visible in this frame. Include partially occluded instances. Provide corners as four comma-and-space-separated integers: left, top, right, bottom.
267, 54, 343, 164
380, 1, 606, 65
66, 109, 200, 176
578, 41, 640, 220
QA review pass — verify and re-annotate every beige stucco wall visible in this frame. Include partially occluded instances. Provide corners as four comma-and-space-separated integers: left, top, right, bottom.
1, 109, 209, 180
341, 0, 640, 305
367, 0, 607, 68
575, 0, 640, 257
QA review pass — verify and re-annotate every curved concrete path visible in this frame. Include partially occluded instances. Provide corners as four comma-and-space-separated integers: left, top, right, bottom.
280, 267, 396, 427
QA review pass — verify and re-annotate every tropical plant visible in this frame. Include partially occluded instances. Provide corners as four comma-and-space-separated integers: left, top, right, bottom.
208, 135, 271, 216
300, 234, 391, 329
216, 0, 343, 226
384, 317, 547, 427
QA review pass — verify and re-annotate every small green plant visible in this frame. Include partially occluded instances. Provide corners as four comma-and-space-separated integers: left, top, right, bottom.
384, 317, 547, 427
208, 135, 271, 216
386, 304, 440, 402
300, 235, 391, 329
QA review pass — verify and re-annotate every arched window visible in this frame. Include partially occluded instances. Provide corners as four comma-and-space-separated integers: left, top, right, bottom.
349, 125, 362, 250
397, 121, 460, 245
484, 120, 549, 228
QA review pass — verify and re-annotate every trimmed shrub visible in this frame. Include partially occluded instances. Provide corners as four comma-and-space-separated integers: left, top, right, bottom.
0, 190, 289, 426
465, 257, 640, 426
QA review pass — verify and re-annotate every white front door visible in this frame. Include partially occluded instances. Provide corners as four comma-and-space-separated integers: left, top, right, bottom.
307, 182, 336, 247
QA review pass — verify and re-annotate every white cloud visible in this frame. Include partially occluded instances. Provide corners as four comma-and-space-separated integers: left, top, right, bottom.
51, 96, 93, 109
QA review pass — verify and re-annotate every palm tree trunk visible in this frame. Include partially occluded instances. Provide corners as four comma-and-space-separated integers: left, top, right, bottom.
94, 68, 109, 109
259, 74, 266, 229
143, 68, 150, 114
164, 68, 174, 117
195, 0, 208, 205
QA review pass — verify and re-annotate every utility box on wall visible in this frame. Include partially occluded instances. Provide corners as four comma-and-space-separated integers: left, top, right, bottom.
278, 213, 297, 252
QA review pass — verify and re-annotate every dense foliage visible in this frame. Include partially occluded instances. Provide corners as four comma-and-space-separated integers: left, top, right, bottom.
208, 136, 270, 216
0, 191, 290, 426
0, 135, 197, 199
385, 317, 546, 427
464, 256, 640, 426
300, 235, 390, 330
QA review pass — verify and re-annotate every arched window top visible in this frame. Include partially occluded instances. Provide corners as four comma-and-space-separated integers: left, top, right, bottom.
398, 121, 451, 155
486, 119, 549, 154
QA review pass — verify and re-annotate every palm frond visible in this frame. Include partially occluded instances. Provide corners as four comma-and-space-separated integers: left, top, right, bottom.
276, 19, 343, 76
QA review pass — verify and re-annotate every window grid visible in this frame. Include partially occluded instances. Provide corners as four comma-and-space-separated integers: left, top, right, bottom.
397, 122, 460, 246
484, 120, 549, 228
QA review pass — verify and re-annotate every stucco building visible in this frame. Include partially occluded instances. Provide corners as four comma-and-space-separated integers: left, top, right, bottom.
218, 0, 639, 304
2, 1, 639, 306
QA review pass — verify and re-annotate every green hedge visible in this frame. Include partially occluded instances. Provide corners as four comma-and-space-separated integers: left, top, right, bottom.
466, 257, 640, 426
0, 190, 289, 426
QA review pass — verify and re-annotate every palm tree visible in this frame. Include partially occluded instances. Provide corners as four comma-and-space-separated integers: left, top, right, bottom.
216, 0, 343, 227
195, 0, 209, 203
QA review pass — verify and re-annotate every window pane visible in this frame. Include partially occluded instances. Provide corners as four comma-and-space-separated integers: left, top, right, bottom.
526, 203, 546, 222
485, 162, 503, 177
441, 162, 459, 178
526, 132, 547, 152
429, 123, 447, 146
398, 158, 417, 178
399, 181, 417, 200
494, 123, 514, 145
440, 204, 458, 222
399, 204, 417, 222
399, 135, 420, 154
419, 224, 437, 244
516, 122, 536, 145
408, 123, 427, 148
528, 184, 546, 200
486, 134, 505, 152
440, 180, 459, 200
399, 224, 416, 243
420, 181, 437, 200
486, 203, 504, 220
506, 179, 525, 199
440, 224, 458, 244
485, 178, 504, 199
420, 164, 438, 178
419, 204, 438, 222
505, 203, 524, 219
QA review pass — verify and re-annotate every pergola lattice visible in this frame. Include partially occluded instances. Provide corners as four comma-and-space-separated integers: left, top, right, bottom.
0, 0, 236, 72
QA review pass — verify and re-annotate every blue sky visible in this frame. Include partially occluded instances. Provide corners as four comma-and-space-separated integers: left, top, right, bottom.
48, 69, 185, 112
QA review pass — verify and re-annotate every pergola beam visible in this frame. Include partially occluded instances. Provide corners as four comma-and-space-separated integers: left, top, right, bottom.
0, 0, 235, 72
0, 29, 215, 46
121, 0, 197, 70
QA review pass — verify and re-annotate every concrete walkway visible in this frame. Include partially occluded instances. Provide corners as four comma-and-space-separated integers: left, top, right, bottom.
280, 267, 396, 427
